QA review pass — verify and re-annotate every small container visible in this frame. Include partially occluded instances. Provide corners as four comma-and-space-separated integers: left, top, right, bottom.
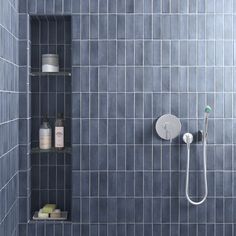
50, 209, 61, 219
55, 113, 64, 150
42, 54, 59, 72
39, 115, 52, 150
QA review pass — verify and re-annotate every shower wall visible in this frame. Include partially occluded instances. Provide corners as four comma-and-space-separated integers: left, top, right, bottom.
18, 0, 236, 236
0, 0, 19, 235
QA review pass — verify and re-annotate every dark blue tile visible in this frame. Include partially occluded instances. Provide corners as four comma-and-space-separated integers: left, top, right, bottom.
117, 198, 126, 222
126, 198, 135, 222
99, 198, 107, 222
72, 0, 80, 13
135, 198, 143, 222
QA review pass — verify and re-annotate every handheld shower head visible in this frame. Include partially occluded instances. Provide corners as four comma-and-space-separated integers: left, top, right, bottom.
204, 105, 212, 114
203, 105, 212, 141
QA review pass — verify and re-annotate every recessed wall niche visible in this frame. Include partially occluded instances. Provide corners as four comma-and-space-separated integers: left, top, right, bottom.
30, 15, 71, 219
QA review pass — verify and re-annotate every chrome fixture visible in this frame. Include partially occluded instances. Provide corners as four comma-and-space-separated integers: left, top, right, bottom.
155, 114, 181, 142
183, 105, 212, 205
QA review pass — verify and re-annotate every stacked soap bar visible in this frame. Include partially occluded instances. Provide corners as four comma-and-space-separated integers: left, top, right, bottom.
42, 204, 56, 213
38, 204, 61, 219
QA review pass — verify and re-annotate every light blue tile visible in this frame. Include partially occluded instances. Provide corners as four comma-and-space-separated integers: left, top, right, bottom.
188, 41, 196, 65
224, 0, 233, 13
99, 15, 108, 39
135, 14, 144, 39
126, 15, 134, 39
135, 0, 143, 13
90, 15, 98, 39
108, 67, 117, 91
117, 15, 125, 39
179, 0, 188, 13
215, 15, 224, 39
198, 0, 206, 13
108, 0, 116, 12
153, 0, 161, 13
108, 15, 117, 39
153, 41, 161, 65
108, 41, 116, 65
126, 41, 134, 65
98, 41, 107, 65
37, 0, 44, 13
81, 15, 89, 39
224, 41, 233, 66
144, 0, 152, 12
144, 41, 153, 65
180, 41, 187, 65
144, 15, 152, 39
126, 0, 134, 12
162, 0, 170, 12
72, 0, 80, 13
90, 41, 98, 65
189, 0, 197, 12
162, 41, 170, 65
171, 15, 179, 39
153, 15, 161, 39
197, 15, 205, 39
188, 15, 196, 39
206, 14, 214, 39
117, 0, 125, 12
206, 67, 214, 91
80, 41, 89, 65
117, 41, 125, 65
126, 93, 134, 118
144, 67, 153, 92
224, 15, 233, 39
99, 0, 108, 12
90, 94, 99, 118
135, 41, 143, 65
72, 41, 80, 65
55, 0, 63, 13
162, 15, 171, 39
90, 0, 98, 12
117, 67, 125, 91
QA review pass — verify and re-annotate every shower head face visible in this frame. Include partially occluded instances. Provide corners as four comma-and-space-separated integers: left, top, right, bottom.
204, 105, 212, 114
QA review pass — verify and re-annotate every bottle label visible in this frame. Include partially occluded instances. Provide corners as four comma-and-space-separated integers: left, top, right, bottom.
55, 127, 64, 148
39, 129, 52, 149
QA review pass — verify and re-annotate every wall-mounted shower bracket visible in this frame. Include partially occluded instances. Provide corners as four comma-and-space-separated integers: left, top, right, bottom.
197, 130, 204, 142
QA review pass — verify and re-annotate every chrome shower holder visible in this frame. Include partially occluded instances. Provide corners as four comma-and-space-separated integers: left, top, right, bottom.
183, 105, 212, 206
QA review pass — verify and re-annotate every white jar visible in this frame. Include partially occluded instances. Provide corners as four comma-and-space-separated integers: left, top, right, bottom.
42, 54, 59, 72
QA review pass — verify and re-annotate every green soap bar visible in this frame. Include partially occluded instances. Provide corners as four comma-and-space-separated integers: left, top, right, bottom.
42, 204, 56, 213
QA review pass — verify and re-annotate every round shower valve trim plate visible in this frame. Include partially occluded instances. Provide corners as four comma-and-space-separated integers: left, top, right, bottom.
155, 114, 181, 141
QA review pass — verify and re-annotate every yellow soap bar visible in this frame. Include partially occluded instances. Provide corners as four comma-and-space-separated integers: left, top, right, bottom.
42, 204, 56, 214
38, 209, 49, 219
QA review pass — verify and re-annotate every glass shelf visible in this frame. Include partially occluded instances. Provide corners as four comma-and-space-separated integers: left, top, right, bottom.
30, 72, 71, 77
31, 147, 72, 154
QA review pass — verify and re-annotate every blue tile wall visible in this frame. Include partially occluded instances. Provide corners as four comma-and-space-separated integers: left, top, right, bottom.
17, 0, 236, 236
0, 0, 19, 236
